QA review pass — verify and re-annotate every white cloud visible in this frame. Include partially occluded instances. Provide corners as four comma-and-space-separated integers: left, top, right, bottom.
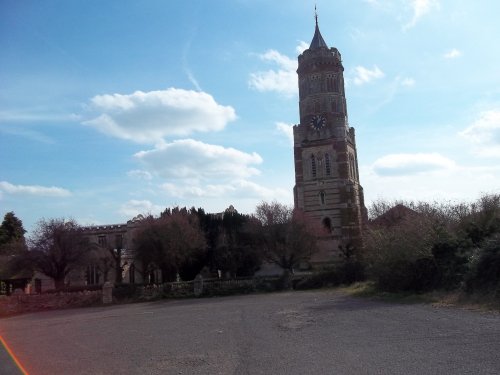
352, 65, 385, 85
400, 77, 416, 87
119, 199, 163, 218
248, 49, 298, 96
443, 48, 462, 59
459, 110, 500, 157
362, 163, 500, 206
184, 69, 202, 92
127, 169, 153, 181
276, 122, 294, 146
364, 0, 439, 30
0, 110, 80, 123
295, 41, 309, 55
83, 88, 236, 144
372, 153, 456, 176
0, 181, 71, 197
0, 127, 55, 144
162, 179, 290, 201
404, 0, 440, 30
134, 139, 262, 182
131, 139, 292, 213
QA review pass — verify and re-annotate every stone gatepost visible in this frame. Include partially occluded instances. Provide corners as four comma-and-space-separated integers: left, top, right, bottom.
193, 274, 203, 297
102, 282, 113, 304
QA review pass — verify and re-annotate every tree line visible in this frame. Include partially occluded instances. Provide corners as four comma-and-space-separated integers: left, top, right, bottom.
362, 193, 500, 295
1, 193, 499, 296
0, 202, 320, 291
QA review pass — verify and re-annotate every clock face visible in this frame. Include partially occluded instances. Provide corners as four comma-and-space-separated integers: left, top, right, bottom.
310, 115, 326, 130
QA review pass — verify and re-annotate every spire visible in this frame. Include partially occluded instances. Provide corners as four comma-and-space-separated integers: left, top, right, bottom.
309, 6, 328, 49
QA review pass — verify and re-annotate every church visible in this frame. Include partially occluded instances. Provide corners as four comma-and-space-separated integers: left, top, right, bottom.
8, 16, 368, 294
293, 15, 367, 263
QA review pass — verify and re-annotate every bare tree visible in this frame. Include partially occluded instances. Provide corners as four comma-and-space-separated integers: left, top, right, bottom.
28, 218, 92, 290
96, 234, 126, 284
253, 202, 320, 281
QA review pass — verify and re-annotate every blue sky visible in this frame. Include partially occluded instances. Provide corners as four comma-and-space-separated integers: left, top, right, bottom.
1, 0, 500, 233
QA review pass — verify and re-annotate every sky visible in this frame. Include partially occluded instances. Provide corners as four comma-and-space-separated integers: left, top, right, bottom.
1, 0, 500, 234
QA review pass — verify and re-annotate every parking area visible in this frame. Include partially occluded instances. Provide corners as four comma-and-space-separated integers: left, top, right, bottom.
0, 290, 499, 374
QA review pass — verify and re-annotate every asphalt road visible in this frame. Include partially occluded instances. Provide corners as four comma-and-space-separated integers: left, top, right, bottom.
0, 290, 499, 375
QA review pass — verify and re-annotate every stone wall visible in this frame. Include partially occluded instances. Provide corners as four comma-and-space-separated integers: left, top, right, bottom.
0, 290, 102, 317
0, 276, 292, 317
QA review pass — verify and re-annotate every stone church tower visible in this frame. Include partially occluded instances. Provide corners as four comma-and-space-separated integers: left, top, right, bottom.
293, 15, 366, 263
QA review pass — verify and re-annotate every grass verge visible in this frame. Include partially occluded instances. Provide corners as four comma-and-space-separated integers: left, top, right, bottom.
339, 281, 500, 312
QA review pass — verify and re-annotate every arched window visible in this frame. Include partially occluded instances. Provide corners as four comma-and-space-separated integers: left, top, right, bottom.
322, 217, 332, 232
325, 153, 331, 176
306, 102, 313, 113
129, 264, 135, 284
334, 78, 339, 92
86, 265, 100, 285
349, 154, 357, 180
314, 101, 321, 112
326, 76, 333, 91
320, 191, 326, 205
311, 154, 317, 178
348, 155, 354, 179
352, 156, 358, 181
149, 270, 156, 285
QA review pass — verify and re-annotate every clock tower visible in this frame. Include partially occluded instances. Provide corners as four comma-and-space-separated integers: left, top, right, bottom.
293, 14, 366, 262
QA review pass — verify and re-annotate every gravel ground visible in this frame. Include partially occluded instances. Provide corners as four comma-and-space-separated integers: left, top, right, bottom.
0, 290, 499, 375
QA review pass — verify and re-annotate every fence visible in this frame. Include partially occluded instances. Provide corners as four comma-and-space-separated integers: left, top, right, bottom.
113, 276, 284, 301
163, 276, 282, 298
0, 275, 289, 316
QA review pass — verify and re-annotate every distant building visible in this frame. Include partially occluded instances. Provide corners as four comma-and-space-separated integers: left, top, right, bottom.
369, 204, 418, 228
293, 14, 367, 263
28, 220, 145, 293
0, 255, 32, 295
80, 220, 143, 286
29, 207, 242, 292
12, 17, 372, 291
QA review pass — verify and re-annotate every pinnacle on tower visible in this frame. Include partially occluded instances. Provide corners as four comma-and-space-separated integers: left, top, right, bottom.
309, 7, 328, 49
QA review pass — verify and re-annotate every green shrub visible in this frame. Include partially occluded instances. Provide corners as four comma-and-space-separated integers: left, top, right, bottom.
432, 240, 468, 290
293, 272, 334, 290
465, 236, 500, 293
293, 261, 365, 291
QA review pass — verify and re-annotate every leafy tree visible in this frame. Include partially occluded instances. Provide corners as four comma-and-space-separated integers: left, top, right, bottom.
191, 206, 262, 278
0, 212, 27, 256
132, 216, 159, 282
134, 208, 206, 282
192, 207, 222, 274
28, 218, 93, 290
0, 212, 28, 282
253, 201, 319, 285
213, 207, 261, 277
